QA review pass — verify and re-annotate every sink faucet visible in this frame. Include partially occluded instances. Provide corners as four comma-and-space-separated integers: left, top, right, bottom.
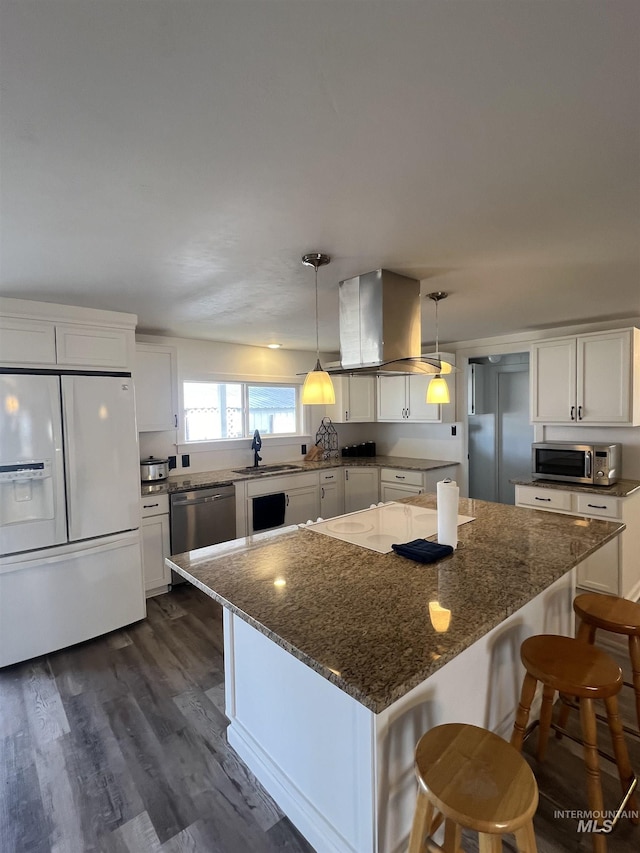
251, 429, 262, 468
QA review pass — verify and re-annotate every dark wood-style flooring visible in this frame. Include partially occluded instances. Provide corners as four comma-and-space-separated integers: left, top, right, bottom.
1, 584, 639, 852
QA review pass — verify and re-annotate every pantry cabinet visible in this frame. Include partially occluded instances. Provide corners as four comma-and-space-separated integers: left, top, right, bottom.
324, 375, 376, 423
515, 484, 640, 599
530, 329, 640, 426
135, 343, 178, 431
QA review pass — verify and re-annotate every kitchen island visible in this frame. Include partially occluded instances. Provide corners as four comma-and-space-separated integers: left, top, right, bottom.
167, 495, 624, 853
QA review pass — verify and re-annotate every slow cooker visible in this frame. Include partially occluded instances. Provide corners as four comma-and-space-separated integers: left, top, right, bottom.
140, 456, 169, 482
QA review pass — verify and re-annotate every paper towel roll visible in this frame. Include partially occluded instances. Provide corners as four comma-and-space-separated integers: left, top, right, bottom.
437, 478, 459, 549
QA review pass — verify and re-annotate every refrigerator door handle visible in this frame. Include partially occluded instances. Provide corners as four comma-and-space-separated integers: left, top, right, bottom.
61, 378, 77, 538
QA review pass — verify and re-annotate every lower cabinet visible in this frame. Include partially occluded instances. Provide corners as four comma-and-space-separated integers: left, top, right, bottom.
344, 467, 379, 514
285, 483, 320, 526
319, 469, 344, 519
515, 485, 640, 599
379, 465, 459, 502
140, 494, 171, 595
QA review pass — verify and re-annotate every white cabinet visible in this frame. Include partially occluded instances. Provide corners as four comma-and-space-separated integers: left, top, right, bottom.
377, 374, 454, 423
56, 324, 129, 368
135, 343, 178, 432
140, 494, 171, 595
285, 483, 320, 526
515, 485, 640, 599
325, 376, 376, 423
0, 317, 56, 364
247, 472, 320, 532
379, 465, 459, 501
530, 329, 639, 426
344, 467, 379, 513
319, 469, 344, 519
0, 298, 136, 370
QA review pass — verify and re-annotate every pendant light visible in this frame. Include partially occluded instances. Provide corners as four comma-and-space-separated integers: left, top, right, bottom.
301, 253, 335, 405
426, 291, 450, 405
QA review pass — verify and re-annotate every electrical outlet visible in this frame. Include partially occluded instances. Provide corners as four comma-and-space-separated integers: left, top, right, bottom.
168, 455, 177, 469
301, 444, 307, 455
181, 454, 190, 467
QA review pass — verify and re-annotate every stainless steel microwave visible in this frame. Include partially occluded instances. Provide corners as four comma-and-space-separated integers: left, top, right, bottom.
532, 442, 620, 486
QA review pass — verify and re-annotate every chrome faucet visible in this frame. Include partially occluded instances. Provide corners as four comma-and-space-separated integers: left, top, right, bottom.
251, 429, 262, 468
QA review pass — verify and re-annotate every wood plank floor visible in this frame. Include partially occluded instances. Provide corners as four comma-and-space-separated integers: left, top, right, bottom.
1, 583, 639, 852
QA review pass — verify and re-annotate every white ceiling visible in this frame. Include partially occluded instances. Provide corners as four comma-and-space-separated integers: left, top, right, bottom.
1, 1, 639, 352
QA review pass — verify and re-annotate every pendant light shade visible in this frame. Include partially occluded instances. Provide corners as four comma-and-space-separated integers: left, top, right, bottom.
301, 253, 335, 405
426, 375, 450, 404
426, 291, 451, 405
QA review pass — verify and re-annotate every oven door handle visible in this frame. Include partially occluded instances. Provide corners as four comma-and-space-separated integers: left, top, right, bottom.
172, 493, 227, 506
585, 451, 592, 479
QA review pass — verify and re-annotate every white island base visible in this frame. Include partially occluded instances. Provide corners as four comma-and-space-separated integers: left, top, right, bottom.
223, 571, 575, 853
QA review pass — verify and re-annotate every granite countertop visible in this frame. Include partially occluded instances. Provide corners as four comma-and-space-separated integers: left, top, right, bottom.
166, 493, 623, 714
141, 455, 459, 496
511, 478, 640, 498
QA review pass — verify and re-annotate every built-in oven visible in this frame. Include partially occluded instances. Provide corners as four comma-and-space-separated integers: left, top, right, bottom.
169, 483, 236, 584
532, 442, 620, 486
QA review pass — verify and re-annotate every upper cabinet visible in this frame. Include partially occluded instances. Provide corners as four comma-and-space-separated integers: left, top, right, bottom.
0, 298, 136, 370
376, 373, 455, 423
135, 343, 178, 432
531, 329, 640, 426
324, 375, 376, 423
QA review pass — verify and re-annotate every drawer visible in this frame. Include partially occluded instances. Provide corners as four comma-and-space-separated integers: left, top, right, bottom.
575, 493, 621, 520
246, 471, 318, 497
140, 493, 169, 517
319, 469, 341, 483
516, 486, 573, 512
379, 468, 424, 487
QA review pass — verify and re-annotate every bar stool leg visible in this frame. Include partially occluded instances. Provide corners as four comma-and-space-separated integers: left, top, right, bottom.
408, 788, 435, 853
478, 834, 501, 852
603, 694, 639, 821
442, 818, 461, 853
579, 697, 607, 853
628, 634, 640, 734
537, 684, 555, 761
514, 821, 538, 852
557, 619, 598, 735
512, 673, 537, 752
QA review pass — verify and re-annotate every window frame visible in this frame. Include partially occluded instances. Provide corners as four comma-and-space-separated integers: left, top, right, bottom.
181, 378, 305, 446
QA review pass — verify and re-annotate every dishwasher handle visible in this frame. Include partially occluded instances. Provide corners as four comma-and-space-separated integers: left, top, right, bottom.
171, 491, 233, 507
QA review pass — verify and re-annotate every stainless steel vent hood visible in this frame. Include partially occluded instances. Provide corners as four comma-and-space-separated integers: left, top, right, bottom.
331, 269, 452, 376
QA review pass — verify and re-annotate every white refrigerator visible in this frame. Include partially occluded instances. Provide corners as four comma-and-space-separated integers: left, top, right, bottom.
0, 372, 145, 667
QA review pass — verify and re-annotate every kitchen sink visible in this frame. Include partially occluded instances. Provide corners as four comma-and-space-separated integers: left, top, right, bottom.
232, 464, 302, 475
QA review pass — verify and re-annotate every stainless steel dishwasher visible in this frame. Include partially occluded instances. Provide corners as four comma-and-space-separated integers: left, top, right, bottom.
169, 484, 236, 584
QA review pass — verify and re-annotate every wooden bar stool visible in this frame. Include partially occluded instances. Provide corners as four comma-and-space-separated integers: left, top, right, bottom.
565, 593, 640, 734
408, 723, 539, 852
510, 634, 638, 852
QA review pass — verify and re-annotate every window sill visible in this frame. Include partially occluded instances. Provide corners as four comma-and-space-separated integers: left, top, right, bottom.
177, 434, 312, 454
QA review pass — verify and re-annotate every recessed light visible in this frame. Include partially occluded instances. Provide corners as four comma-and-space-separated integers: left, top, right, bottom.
267, 343, 282, 349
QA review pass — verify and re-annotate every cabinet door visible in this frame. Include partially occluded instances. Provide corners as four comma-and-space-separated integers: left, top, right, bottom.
135, 344, 178, 431
576, 536, 620, 595
577, 331, 631, 424
530, 338, 576, 423
347, 376, 376, 422
141, 513, 171, 593
320, 481, 343, 519
376, 376, 406, 421
285, 485, 320, 526
406, 375, 441, 422
323, 376, 350, 423
344, 468, 379, 513
0, 317, 56, 364
56, 324, 130, 368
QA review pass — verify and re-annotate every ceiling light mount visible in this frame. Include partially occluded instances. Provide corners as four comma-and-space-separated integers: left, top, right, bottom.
302, 253, 330, 271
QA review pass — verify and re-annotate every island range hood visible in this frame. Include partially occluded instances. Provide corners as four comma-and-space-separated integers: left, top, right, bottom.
330, 269, 453, 376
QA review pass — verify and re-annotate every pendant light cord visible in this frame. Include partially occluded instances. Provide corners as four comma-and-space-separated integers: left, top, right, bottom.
314, 263, 320, 360
434, 297, 439, 355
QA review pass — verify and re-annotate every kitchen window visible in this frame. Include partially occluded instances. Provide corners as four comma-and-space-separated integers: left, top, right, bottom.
183, 381, 300, 442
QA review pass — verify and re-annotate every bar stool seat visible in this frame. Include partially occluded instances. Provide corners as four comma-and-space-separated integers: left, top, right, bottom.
408, 723, 539, 852
572, 593, 640, 732
511, 634, 638, 852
